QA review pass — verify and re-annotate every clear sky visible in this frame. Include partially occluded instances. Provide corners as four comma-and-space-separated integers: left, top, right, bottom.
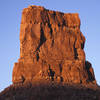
0, 0, 100, 92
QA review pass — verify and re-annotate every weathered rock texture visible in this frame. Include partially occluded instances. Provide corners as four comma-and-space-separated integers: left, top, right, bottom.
12, 5, 96, 85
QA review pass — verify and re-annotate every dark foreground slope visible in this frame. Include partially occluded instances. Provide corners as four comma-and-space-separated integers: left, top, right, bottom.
0, 83, 100, 100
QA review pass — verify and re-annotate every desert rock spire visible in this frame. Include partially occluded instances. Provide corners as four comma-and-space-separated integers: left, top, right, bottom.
12, 5, 96, 85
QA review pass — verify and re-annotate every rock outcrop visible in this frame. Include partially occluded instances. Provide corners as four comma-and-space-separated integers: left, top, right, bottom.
12, 5, 96, 85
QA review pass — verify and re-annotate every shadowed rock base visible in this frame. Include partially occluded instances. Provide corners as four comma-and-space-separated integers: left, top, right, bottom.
0, 83, 100, 100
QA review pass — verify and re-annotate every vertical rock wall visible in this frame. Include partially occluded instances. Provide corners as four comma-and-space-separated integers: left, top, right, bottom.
12, 5, 96, 85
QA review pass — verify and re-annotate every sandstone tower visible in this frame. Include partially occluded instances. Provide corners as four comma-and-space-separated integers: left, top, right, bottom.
12, 5, 96, 85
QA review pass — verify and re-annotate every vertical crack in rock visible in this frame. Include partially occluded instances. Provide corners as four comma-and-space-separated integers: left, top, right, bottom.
36, 25, 46, 51
48, 65, 55, 81
85, 61, 96, 83
48, 23, 53, 37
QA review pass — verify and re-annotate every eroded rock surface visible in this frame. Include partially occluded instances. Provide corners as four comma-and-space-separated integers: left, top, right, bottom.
12, 5, 96, 85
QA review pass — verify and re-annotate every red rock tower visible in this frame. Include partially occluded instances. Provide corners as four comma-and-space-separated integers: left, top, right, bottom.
12, 5, 96, 85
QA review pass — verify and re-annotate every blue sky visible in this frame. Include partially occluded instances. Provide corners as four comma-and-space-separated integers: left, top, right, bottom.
0, 0, 100, 91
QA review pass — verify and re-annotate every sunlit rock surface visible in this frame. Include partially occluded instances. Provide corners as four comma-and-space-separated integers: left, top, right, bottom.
12, 5, 96, 85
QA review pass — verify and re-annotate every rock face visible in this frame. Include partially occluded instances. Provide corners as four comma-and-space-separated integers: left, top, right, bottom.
12, 5, 96, 85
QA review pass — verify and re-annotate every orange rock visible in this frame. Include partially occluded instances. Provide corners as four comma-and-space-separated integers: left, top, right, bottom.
12, 5, 96, 85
